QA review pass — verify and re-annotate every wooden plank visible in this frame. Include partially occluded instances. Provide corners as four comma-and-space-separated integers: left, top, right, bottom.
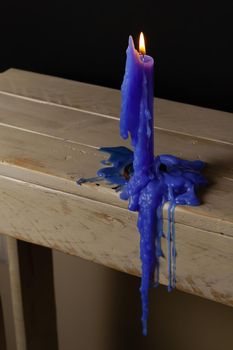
0, 235, 26, 350
0, 69, 232, 145
0, 69, 231, 305
0, 116, 231, 237
0, 175, 232, 307
5, 237, 27, 350
0, 93, 232, 179
0, 295, 7, 350
17, 241, 58, 350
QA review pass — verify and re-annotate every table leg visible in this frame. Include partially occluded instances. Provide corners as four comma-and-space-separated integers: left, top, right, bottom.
0, 235, 26, 350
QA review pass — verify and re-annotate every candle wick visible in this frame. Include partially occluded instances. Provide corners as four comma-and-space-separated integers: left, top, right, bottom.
140, 52, 145, 62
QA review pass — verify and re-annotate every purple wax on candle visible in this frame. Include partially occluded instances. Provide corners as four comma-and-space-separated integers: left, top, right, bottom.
119, 36, 207, 335
92, 146, 207, 335
120, 36, 156, 335
120, 36, 154, 172
77, 34, 208, 337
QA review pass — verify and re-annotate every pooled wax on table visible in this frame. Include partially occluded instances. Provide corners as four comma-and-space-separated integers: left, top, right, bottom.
77, 36, 208, 335
78, 147, 207, 335
94, 147, 207, 334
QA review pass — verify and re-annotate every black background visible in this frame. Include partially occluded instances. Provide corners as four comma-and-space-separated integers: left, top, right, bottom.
1, 0, 232, 112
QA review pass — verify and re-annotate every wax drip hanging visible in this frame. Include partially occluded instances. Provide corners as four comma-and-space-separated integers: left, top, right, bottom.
77, 34, 208, 335
77, 147, 207, 335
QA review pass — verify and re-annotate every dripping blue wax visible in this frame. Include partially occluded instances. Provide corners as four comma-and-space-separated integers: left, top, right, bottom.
77, 35, 208, 336
77, 147, 207, 335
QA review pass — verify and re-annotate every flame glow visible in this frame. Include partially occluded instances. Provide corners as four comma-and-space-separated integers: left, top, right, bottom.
139, 32, 146, 55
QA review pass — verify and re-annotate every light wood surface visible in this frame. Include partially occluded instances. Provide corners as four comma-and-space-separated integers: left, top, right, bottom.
0, 68, 232, 306
0, 235, 26, 350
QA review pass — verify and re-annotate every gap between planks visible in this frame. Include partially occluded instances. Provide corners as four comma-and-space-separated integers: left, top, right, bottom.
0, 121, 99, 150
0, 70, 232, 235
0, 163, 232, 239
0, 121, 232, 237
0, 68, 232, 146
0, 93, 231, 181
0, 90, 232, 147
0, 173, 233, 307
0, 172, 225, 238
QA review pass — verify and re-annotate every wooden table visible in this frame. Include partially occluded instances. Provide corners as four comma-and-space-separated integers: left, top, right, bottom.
0, 69, 232, 349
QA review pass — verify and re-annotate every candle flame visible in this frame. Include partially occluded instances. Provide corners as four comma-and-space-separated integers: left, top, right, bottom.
139, 32, 146, 55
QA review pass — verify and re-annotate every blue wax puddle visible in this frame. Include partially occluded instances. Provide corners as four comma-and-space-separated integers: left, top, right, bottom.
77, 146, 208, 336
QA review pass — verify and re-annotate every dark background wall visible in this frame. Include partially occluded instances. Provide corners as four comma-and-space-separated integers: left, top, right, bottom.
1, 0, 232, 112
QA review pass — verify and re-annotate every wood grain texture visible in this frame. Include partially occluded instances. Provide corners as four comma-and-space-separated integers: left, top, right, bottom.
0, 235, 26, 350
0, 69, 232, 145
0, 99, 231, 236
0, 175, 232, 307
5, 237, 27, 350
0, 68, 232, 305
0, 93, 232, 178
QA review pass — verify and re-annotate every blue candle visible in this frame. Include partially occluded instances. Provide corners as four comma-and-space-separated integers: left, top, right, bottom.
118, 34, 207, 335
120, 34, 158, 335
77, 33, 207, 336
120, 34, 154, 186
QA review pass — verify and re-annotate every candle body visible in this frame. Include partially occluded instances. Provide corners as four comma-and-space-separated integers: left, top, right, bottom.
120, 37, 154, 179
119, 37, 207, 335
80, 36, 207, 337
120, 37, 157, 335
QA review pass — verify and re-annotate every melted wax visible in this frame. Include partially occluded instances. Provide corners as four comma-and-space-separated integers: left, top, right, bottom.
78, 36, 207, 335
78, 146, 207, 335
95, 147, 207, 335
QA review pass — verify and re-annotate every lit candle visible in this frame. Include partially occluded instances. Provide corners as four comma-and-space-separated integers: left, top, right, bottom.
118, 34, 207, 335
120, 34, 156, 335
78, 33, 208, 337
120, 34, 154, 189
